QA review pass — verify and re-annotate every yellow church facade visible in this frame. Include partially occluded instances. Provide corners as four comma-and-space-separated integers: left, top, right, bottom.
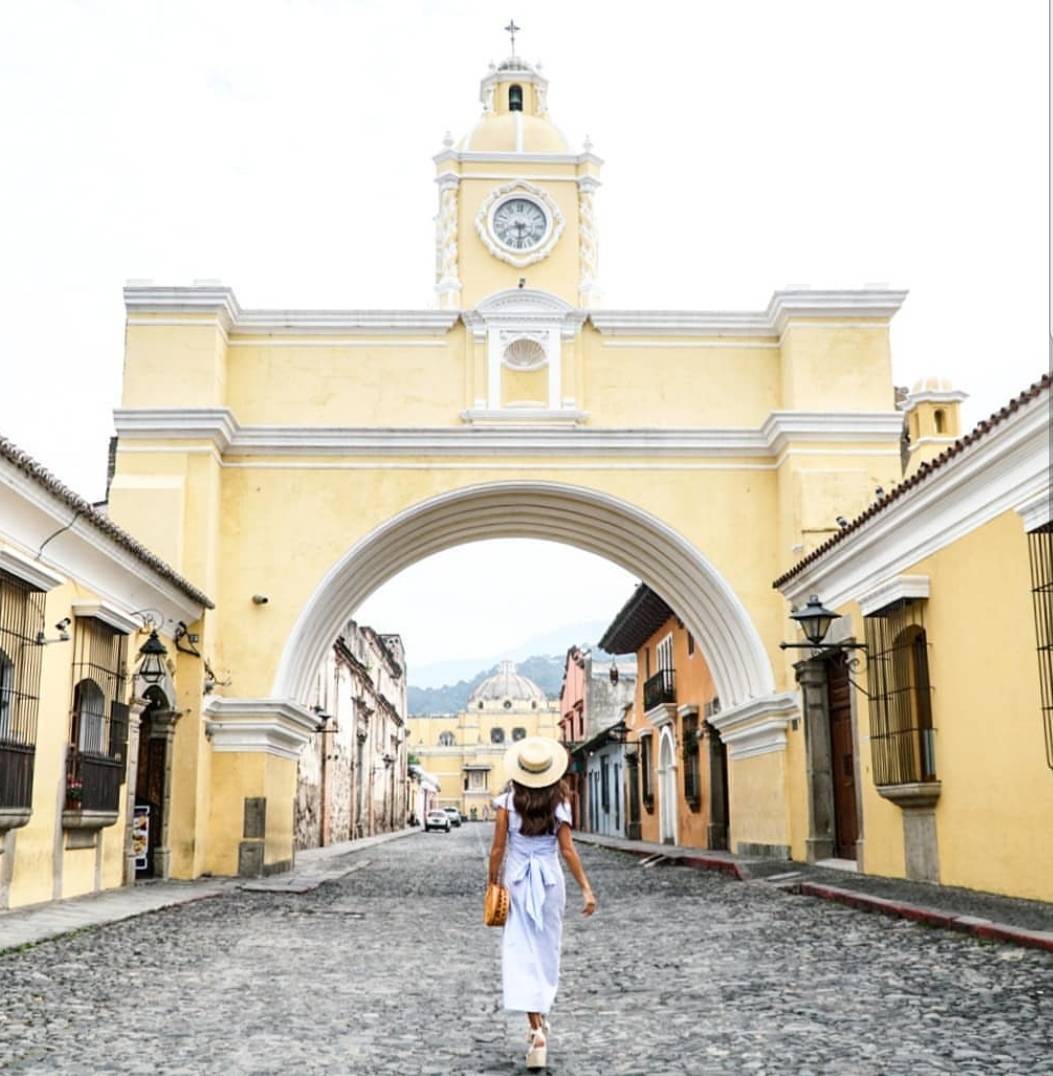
87, 45, 1052, 904
407, 662, 560, 818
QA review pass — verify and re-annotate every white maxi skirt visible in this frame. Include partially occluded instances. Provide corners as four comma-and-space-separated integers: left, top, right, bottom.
501, 852, 566, 1014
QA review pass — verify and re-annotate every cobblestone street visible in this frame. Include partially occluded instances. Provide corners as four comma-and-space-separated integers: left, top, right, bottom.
1, 826, 1051, 1075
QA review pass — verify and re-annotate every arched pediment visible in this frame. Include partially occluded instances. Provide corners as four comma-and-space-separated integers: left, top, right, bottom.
463, 288, 585, 339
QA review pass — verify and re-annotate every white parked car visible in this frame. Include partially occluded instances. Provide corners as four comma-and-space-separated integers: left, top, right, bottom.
424, 810, 451, 832
443, 807, 463, 827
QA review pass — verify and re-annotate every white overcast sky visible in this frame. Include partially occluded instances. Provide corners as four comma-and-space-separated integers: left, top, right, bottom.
0, 1, 1047, 674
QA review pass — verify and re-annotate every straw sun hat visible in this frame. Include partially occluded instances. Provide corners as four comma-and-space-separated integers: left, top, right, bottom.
503, 736, 569, 789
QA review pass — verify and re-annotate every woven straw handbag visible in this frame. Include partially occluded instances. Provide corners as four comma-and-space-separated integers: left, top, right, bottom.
484, 881, 509, 927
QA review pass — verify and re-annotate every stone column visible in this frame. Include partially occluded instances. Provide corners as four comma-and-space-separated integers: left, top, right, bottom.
148, 708, 182, 880
702, 721, 728, 851
122, 700, 146, 886
796, 659, 836, 863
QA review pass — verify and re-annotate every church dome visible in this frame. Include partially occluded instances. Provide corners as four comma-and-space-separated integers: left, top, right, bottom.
910, 375, 956, 395
458, 112, 569, 154
468, 660, 547, 706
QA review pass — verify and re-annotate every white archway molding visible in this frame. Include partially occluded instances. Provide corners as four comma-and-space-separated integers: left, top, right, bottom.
272, 481, 779, 713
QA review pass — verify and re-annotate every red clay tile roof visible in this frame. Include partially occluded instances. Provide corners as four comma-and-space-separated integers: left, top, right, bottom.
0, 434, 214, 610
773, 372, 1052, 590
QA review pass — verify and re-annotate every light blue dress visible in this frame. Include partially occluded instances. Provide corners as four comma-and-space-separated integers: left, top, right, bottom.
494, 791, 572, 1014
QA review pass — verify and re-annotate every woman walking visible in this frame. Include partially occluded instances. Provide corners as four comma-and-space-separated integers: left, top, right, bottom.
487, 737, 597, 1070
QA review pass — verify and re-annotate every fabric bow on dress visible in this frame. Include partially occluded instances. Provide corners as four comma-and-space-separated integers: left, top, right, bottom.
509, 855, 559, 931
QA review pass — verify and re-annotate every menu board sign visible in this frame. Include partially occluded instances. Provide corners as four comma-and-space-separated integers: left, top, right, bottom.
132, 805, 150, 871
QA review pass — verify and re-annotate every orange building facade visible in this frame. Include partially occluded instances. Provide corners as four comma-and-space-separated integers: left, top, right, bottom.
600, 586, 729, 849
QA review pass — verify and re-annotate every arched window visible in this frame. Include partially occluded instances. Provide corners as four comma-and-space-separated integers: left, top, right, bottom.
437, 731, 455, 747
512, 727, 526, 741
895, 625, 936, 780
72, 679, 106, 754
934, 408, 946, 434
865, 605, 936, 785
531, 700, 537, 710
508, 84, 523, 111
478, 700, 484, 710
490, 727, 505, 744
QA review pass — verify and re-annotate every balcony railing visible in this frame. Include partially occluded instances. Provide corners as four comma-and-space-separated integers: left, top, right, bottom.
643, 668, 676, 711
0, 742, 35, 810
66, 749, 122, 814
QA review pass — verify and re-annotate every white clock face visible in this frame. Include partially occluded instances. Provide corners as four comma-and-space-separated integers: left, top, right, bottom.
492, 197, 548, 251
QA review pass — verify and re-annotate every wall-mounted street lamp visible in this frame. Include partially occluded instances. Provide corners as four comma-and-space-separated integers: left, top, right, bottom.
36, 617, 71, 646
311, 705, 332, 734
780, 594, 873, 699
779, 595, 866, 654
136, 630, 169, 685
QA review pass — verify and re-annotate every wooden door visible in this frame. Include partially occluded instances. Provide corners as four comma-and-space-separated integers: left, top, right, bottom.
826, 655, 859, 859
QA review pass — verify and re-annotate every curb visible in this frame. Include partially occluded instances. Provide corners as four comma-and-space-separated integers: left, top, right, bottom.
577, 834, 1053, 955
576, 834, 746, 881
796, 881, 1053, 955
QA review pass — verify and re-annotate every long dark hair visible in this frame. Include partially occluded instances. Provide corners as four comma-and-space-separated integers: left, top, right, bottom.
512, 779, 567, 837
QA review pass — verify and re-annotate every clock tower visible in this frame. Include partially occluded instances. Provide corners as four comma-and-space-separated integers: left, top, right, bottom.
433, 49, 602, 310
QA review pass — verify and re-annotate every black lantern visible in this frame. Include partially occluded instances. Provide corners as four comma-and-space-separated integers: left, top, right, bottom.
789, 595, 839, 646
137, 630, 168, 685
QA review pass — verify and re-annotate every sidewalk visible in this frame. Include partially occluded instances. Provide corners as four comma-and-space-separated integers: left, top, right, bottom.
576, 831, 1053, 954
0, 826, 417, 953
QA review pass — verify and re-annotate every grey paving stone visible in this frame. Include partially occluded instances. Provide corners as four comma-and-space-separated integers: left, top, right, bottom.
0, 826, 1050, 1073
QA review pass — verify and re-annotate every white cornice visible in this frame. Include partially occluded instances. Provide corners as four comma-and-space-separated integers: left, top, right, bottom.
644, 702, 677, 728
589, 288, 908, 338
0, 546, 65, 591
589, 310, 772, 337
763, 411, 904, 453
124, 285, 902, 341
124, 287, 459, 337
459, 408, 588, 428
708, 692, 799, 760
905, 389, 970, 408
858, 575, 930, 617
1017, 490, 1052, 532
71, 600, 142, 635
768, 289, 908, 334
0, 460, 206, 626
233, 310, 458, 336
124, 285, 239, 330
433, 149, 603, 166
113, 408, 237, 453
113, 409, 905, 458
779, 389, 1051, 608
204, 697, 318, 761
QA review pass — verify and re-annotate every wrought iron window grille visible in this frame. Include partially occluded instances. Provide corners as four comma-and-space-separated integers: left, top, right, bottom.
68, 616, 130, 810
863, 599, 937, 786
1027, 523, 1053, 772
0, 571, 46, 811
681, 713, 701, 809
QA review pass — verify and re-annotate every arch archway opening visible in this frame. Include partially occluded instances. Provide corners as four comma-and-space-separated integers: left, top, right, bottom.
273, 481, 776, 716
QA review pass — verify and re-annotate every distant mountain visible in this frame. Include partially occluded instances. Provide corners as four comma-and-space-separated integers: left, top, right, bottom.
407, 647, 621, 716
408, 619, 609, 689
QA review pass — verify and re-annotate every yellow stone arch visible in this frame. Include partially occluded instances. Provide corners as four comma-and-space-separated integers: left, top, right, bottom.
273, 480, 778, 707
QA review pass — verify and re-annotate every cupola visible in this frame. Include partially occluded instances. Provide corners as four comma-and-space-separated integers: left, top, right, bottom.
456, 56, 570, 155
903, 376, 968, 476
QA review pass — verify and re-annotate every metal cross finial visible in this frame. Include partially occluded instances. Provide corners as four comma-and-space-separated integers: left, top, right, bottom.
504, 18, 520, 56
